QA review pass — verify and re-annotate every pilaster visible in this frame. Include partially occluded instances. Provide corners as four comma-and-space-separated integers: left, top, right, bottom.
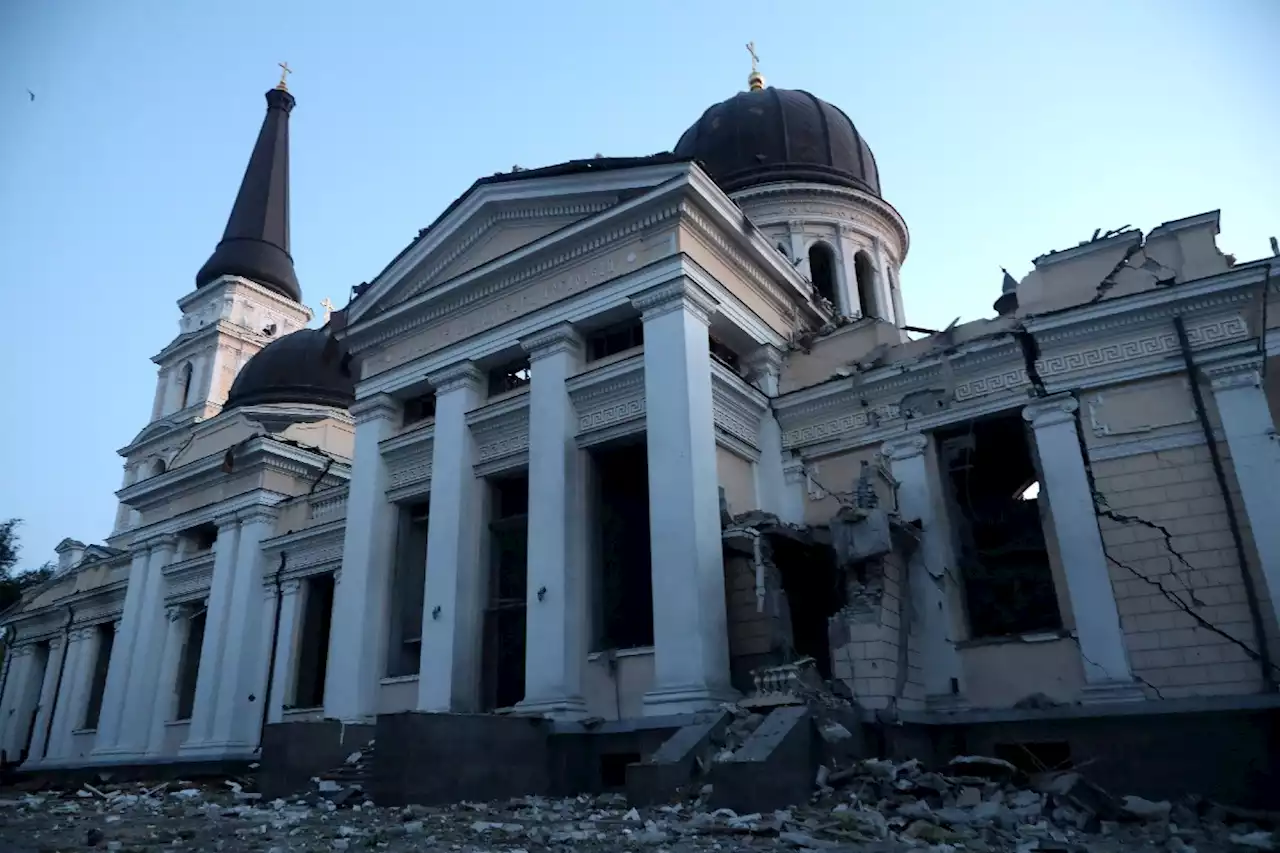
632, 279, 737, 713
1206, 358, 1280, 635
144, 606, 188, 757
325, 393, 401, 721
268, 580, 304, 724
516, 324, 590, 718
881, 433, 966, 705
21, 635, 65, 766
419, 363, 486, 712
1024, 394, 1142, 702
743, 345, 788, 519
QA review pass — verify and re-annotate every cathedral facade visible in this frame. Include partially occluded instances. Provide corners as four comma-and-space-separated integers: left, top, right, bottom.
2, 68, 1279, 783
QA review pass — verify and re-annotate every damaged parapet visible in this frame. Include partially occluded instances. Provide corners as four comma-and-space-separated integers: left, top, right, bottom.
828, 506, 926, 716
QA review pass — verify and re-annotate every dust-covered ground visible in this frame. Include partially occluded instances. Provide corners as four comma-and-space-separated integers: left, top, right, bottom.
1, 755, 1275, 853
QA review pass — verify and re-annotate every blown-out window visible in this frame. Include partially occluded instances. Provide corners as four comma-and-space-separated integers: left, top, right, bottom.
809, 242, 838, 307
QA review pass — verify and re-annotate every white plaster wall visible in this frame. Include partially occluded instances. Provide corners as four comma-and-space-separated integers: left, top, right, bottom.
959, 638, 1086, 707
162, 722, 189, 755
583, 650, 654, 720
377, 677, 419, 714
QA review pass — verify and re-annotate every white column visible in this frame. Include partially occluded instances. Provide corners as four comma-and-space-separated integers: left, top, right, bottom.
116, 535, 176, 754
268, 580, 304, 724
212, 508, 276, 751
1024, 394, 1141, 702
419, 364, 486, 712
0, 646, 36, 762
181, 513, 241, 753
325, 394, 400, 722
516, 324, 589, 719
22, 636, 65, 766
92, 543, 151, 757
744, 346, 788, 518
44, 628, 95, 762
144, 606, 187, 756
1208, 360, 1280, 630
633, 279, 737, 714
882, 434, 966, 704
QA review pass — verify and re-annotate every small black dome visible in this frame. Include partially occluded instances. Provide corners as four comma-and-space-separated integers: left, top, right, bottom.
224, 328, 355, 411
674, 88, 880, 196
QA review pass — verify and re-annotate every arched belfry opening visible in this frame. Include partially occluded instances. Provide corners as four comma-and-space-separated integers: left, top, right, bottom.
179, 362, 194, 409
855, 251, 878, 319
809, 242, 838, 308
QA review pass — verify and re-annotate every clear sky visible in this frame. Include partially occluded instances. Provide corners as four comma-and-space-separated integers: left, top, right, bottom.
0, 0, 1276, 568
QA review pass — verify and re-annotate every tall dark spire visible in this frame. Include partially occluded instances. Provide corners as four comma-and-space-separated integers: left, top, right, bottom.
195, 85, 301, 302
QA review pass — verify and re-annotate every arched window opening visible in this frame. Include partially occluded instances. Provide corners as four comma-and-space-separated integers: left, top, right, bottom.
151, 458, 167, 478
808, 242, 837, 308
855, 251, 878, 319
179, 362, 194, 409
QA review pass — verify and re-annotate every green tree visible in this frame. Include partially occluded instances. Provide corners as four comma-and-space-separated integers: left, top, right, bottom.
0, 519, 56, 613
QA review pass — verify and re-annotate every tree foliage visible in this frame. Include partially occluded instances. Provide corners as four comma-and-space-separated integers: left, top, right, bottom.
0, 519, 56, 614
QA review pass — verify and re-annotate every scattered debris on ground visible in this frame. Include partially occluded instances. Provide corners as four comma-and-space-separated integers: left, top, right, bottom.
2, 751, 1276, 853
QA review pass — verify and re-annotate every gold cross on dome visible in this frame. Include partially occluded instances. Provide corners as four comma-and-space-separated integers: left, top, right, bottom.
746, 41, 759, 73
277, 61, 293, 90
320, 297, 335, 322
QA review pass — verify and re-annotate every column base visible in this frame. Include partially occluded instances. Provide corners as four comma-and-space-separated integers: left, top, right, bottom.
178, 739, 258, 761
1079, 680, 1147, 705
642, 684, 739, 716
513, 695, 590, 721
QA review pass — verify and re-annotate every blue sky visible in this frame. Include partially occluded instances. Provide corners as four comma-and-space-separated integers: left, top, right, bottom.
0, 0, 1276, 567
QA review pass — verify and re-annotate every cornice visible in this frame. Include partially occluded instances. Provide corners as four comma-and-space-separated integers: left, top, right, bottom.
177, 274, 311, 316
262, 519, 346, 556
351, 393, 400, 425
711, 362, 768, 449
1202, 354, 1265, 391
381, 422, 435, 456
349, 161, 693, 323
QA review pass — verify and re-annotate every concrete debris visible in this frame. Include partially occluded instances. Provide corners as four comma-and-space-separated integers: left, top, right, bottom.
2, 757, 1277, 853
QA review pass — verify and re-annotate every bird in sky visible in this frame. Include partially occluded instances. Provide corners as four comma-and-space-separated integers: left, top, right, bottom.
26, 90, 35, 101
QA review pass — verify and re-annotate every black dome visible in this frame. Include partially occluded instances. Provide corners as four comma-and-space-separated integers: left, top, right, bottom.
674, 88, 880, 196
224, 328, 355, 411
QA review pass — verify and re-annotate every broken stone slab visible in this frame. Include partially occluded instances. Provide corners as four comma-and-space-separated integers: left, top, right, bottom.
1120, 794, 1173, 822
625, 709, 731, 807
709, 706, 816, 815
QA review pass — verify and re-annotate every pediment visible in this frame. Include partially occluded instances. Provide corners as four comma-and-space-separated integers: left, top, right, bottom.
168, 411, 264, 469
346, 158, 693, 325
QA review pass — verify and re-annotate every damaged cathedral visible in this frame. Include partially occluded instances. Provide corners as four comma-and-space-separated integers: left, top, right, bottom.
3, 61, 1279, 806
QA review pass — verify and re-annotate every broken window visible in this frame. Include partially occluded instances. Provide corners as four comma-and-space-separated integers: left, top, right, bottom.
709, 334, 741, 372
487, 357, 532, 397
386, 502, 429, 678
293, 573, 336, 709
591, 439, 654, 650
403, 391, 437, 427
81, 623, 115, 730
855, 251, 877, 319
809, 242, 838, 307
586, 318, 644, 362
482, 473, 529, 711
937, 414, 1063, 639
175, 610, 206, 721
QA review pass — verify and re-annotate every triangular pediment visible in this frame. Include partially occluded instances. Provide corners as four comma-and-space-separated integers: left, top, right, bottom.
346, 156, 692, 324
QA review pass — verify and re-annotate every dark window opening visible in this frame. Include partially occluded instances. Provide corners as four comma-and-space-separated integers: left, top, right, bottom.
488, 357, 532, 397
855, 251, 877, 319
994, 741, 1072, 774
293, 573, 336, 709
403, 391, 437, 427
587, 318, 644, 362
937, 415, 1063, 639
483, 473, 529, 711
151, 458, 167, 478
82, 624, 115, 730
387, 502, 430, 677
709, 334, 741, 372
19, 643, 51, 762
179, 362, 194, 409
809, 242, 838, 307
175, 611, 206, 721
772, 538, 845, 679
600, 752, 641, 791
592, 439, 654, 650
186, 522, 217, 552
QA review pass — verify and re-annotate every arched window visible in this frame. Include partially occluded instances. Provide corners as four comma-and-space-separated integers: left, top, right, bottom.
179, 362, 194, 409
151, 458, 167, 478
808, 242, 837, 307
855, 251, 878, 319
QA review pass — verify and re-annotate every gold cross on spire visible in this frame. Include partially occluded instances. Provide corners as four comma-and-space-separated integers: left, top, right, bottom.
276, 61, 292, 91
320, 297, 335, 322
746, 42, 765, 91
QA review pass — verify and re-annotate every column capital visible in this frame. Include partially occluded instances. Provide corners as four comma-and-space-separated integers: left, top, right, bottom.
521, 323, 583, 361
882, 433, 928, 462
214, 511, 241, 531
165, 605, 186, 622
350, 393, 401, 425
742, 345, 785, 386
1023, 393, 1079, 429
631, 279, 719, 325
137, 532, 179, 553
10, 643, 34, 658
238, 505, 280, 527
782, 458, 807, 485
68, 627, 96, 642
428, 362, 484, 395
282, 578, 303, 595
1204, 356, 1264, 392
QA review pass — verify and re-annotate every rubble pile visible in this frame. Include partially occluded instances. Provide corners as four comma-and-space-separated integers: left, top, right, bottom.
2, 756, 1276, 853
